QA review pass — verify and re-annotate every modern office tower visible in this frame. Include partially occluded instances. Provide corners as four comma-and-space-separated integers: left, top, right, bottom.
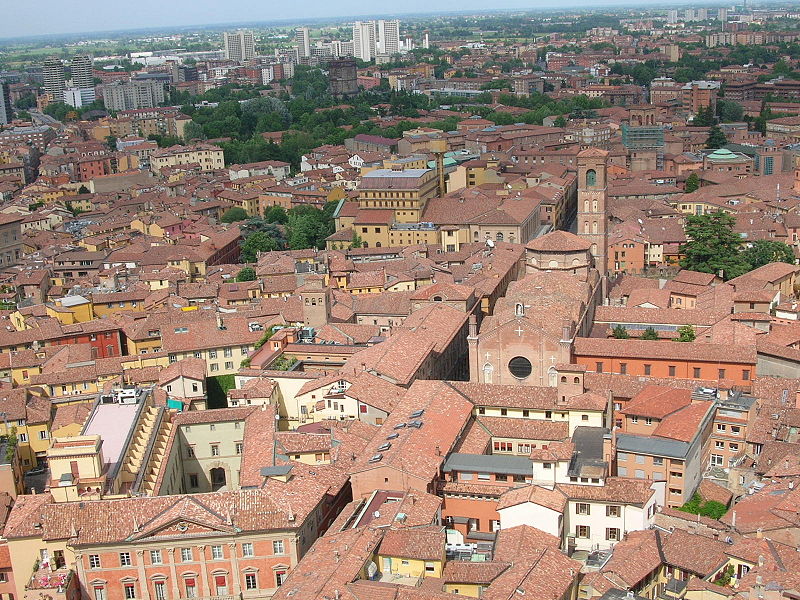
718, 7, 728, 22
0, 81, 12, 125
223, 30, 256, 62
43, 57, 66, 103
295, 27, 311, 59
353, 21, 376, 62
666, 9, 678, 24
69, 54, 95, 105
377, 19, 400, 56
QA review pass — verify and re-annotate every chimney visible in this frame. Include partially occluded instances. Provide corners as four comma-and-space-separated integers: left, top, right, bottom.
468, 314, 477, 337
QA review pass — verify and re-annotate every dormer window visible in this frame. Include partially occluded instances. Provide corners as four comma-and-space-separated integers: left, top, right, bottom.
515, 303, 525, 317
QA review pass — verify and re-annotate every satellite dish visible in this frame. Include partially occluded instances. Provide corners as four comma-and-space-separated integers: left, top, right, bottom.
486, 239, 496, 248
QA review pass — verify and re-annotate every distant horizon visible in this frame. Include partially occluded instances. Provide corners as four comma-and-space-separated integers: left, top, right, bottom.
0, 0, 739, 41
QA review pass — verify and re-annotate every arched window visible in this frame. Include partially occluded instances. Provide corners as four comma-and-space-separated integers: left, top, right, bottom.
592, 200, 598, 212
515, 303, 525, 317
574, 376, 580, 384
483, 363, 494, 384
496, 232, 504, 241
584, 221, 589, 233
592, 221, 598, 234
560, 376, 567, 383
548, 260, 559, 268
584, 200, 590, 212
433, 296, 443, 302
586, 169, 597, 187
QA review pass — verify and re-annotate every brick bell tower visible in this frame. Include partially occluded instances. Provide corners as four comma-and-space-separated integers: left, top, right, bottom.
577, 148, 609, 276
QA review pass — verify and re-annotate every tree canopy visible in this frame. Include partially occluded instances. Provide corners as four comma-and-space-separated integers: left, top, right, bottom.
705, 125, 728, 149
221, 207, 248, 223
741, 240, 796, 270
685, 172, 700, 193
235, 267, 256, 282
679, 212, 750, 280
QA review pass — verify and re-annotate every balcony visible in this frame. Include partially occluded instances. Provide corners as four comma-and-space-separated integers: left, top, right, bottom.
24, 567, 75, 600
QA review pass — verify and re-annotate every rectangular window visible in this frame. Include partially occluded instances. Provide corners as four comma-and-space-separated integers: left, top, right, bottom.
653, 457, 664, 465
606, 527, 621, 541
717, 424, 726, 432
619, 362, 627, 374
124, 584, 136, 600
236, 442, 243, 455
211, 444, 220, 456
715, 441, 725, 449
119, 552, 131, 566
718, 368, 726, 379
645, 417, 653, 426
477, 473, 491, 480
276, 571, 287, 587
94, 587, 106, 600
18, 432, 28, 442
743, 369, 750, 381
668, 366, 676, 377
606, 505, 621, 517
576, 503, 590, 515
635, 469, 646, 478
710, 454, 724, 466
693, 367, 701, 378
185, 579, 196, 598
643, 364, 651, 375
89, 555, 101, 569
150, 550, 162, 565
189, 474, 199, 488
211, 545, 223, 559
273, 540, 285, 555
181, 548, 192, 562
596, 362, 604, 373
224, 348, 233, 358
617, 452, 628, 461
186, 446, 195, 458
576, 525, 590, 538
154, 582, 166, 600
242, 542, 254, 557
244, 573, 257, 590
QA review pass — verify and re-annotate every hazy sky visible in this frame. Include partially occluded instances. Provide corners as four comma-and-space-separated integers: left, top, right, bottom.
2, 0, 688, 39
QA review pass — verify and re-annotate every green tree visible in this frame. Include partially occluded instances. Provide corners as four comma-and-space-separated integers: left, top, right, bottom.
236, 267, 256, 281
221, 207, 248, 223
685, 172, 700, 193
741, 240, 796, 269
553, 115, 567, 128
692, 104, 715, 127
350, 232, 364, 248
264, 205, 288, 224
104, 135, 117, 151
641, 327, 659, 341
677, 325, 696, 342
680, 212, 750, 280
706, 125, 728, 149
182, 121, 206, 142
240, 231, 280, 262
612, 324, 630, 339
716, 99, 744, 123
